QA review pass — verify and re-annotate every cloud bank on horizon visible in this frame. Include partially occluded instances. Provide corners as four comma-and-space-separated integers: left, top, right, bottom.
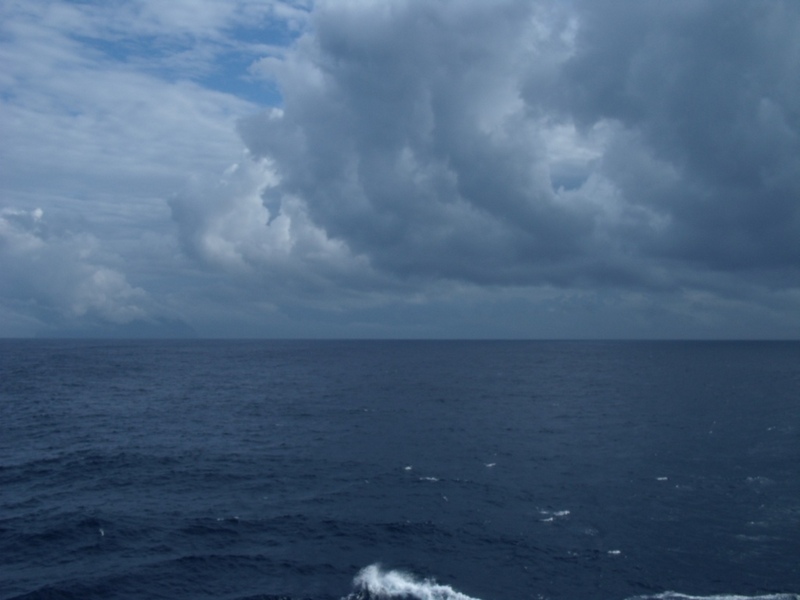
2, 0, 799, 338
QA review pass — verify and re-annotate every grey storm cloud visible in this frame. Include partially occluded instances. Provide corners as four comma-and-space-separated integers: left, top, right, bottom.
238, 0, 800, 293
552, 0, 800, 272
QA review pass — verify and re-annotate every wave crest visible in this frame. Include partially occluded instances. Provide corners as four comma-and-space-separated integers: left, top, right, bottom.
345, 565, 798, 600
348, 565, 482, 600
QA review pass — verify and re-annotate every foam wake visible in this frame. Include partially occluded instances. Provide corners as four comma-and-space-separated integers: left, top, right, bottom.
633, 595, 799, 600
347, 565, 482, 600
345, 566, 798, 600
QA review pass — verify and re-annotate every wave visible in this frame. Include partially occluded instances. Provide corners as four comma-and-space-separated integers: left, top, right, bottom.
344, 565, 799, 600
346, 565, 481, 600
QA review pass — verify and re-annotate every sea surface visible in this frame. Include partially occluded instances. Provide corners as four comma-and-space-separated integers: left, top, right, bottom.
1, 340, 798, 600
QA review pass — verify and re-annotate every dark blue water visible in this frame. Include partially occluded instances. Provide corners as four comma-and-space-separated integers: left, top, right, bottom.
1, 340, 798, 600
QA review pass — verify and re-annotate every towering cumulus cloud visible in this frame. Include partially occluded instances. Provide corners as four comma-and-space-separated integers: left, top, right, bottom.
241, 1, 594, 285
231, 0, 800, 334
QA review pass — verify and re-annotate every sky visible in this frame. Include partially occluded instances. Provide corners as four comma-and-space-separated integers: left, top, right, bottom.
2, 0, 799, 339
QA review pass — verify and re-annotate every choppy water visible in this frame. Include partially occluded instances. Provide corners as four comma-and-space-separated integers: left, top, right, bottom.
1, 340, 798, 600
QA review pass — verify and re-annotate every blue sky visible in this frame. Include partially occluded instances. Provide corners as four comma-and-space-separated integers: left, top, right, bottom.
2, 0, 799, 338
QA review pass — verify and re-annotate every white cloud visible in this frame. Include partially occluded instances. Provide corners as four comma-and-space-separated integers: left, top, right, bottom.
169, 152, 376, 298
0, 14, 255, 195
0, 207, 150, 332
1, 0, 799, 338
0, 0, 302, 335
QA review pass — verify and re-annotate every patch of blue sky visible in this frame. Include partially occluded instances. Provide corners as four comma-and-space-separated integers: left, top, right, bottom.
200, 20, 301, 107
232, 16, 300, 49
70, 33, 282, 106
201, 52, 284, 107
72, 33, 146, 64
69, 16, 296, 107
70, 34, 188, 86
60, 0, 104, 5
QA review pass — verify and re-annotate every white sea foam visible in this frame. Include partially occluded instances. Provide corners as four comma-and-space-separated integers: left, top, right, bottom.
632, 594, 799, 600
539, 508, 570, 522
350, 565, 482, 600
347, 567, 799, 600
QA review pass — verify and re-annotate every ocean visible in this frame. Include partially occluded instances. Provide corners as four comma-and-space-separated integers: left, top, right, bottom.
1, 340, 798, 600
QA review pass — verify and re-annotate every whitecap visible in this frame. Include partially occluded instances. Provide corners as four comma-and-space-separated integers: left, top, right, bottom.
538, 508, 570, 522
630, 594, 799, 600
349, 564, 483, 600
346, 565, 799, 600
